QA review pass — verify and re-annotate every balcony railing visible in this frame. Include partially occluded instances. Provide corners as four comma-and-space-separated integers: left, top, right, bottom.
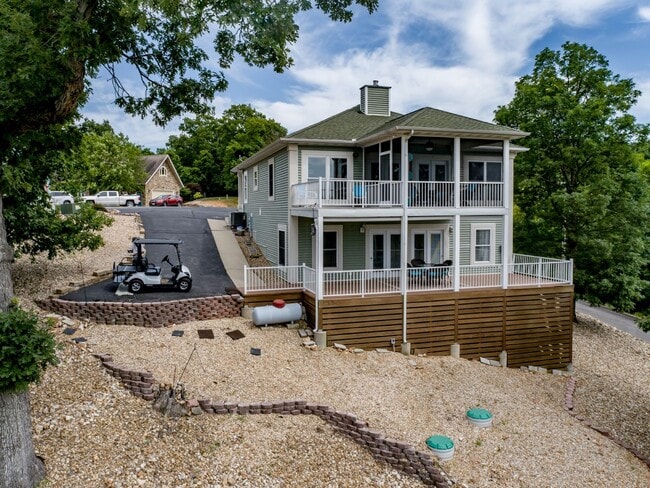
291, 178, 504, 208
244, 256, 573, 297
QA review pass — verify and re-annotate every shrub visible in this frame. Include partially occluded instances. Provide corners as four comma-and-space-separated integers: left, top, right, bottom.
0, 304, 59, 392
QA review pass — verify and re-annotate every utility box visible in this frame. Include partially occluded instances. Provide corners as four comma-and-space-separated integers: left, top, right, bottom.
60, 202, 75, 215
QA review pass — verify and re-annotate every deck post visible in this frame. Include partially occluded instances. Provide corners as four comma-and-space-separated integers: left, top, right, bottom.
499, 350, 508, 367
453, 214, 460, 291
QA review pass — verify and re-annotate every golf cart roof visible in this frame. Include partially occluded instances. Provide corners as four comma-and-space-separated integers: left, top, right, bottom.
133, 238, 183, 245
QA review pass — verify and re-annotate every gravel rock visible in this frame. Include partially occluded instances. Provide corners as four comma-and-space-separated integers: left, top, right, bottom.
15, 212, 650, 487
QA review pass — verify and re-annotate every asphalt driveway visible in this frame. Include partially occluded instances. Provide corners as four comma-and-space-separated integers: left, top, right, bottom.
61, 206, 236, 302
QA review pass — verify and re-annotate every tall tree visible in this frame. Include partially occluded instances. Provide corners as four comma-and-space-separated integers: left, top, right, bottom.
167, 105, 286, 197
495, 42, 650, 311
0, 1, 378, 486
63, 122, 148, 196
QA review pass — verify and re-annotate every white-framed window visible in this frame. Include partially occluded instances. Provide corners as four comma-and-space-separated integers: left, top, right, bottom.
159, 165, 167, 176
313, 224, 343, 271
465, 156, 502, 182
268, 160, 274, 200
253, 166, 259, 191
470, 223, 496, 264
243, 171, 249, 204
302, 151, 353, 182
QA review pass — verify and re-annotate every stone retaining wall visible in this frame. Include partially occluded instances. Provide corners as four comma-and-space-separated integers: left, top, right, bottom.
93, 353, 450, 487
36, 294, 244, 326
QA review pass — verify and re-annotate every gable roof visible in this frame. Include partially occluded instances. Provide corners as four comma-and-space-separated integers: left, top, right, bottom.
142, 154, 184, 187
234, 105, 527, 171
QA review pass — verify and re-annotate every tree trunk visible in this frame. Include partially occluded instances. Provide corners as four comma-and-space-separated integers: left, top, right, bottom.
0, 391, 46, 488
0, 194, 13, 311
0, 196, 45, 487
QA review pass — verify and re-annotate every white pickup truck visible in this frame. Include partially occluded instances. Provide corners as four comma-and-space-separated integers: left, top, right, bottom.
82, 190, 141, 207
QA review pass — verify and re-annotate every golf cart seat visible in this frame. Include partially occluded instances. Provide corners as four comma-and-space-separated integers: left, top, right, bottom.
144, 264, 161, 276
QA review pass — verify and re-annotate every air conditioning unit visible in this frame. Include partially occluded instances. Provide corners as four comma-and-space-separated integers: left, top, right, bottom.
230, 212, 247, 229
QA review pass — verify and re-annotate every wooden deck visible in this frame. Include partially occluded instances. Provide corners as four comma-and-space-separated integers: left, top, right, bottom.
244, 284, 574, 369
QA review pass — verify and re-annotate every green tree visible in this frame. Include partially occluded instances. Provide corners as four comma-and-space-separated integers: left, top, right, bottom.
0, 1, 377, 486
217, 104, 287, 192
167, 105, 286, 197
495, 42, 650, 312
63, 122, 148, 196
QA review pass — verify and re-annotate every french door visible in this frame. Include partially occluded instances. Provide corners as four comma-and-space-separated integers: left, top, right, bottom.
368, 230, 401, 270
411, 230, 444, 265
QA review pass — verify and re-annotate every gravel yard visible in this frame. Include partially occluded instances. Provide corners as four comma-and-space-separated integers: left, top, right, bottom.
14, 212, 650, 487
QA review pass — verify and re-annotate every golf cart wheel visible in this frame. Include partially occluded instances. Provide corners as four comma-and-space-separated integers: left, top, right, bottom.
178, 277, 192, 292
128, 279, 144, 293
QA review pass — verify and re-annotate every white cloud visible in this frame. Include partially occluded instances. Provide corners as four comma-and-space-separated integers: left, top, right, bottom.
632, 78, 650, 122
83, 0, 647, 148
639, 6, 650, 21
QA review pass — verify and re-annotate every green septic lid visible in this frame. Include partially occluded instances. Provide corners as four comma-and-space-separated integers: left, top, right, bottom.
467, 408, 493, 420
426, 435, 454, 450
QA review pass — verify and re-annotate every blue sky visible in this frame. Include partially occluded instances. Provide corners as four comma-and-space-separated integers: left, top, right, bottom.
83, 0, 650, 150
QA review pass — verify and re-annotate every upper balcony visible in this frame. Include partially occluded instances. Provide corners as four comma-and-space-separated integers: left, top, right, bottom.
290, 178, 503, 209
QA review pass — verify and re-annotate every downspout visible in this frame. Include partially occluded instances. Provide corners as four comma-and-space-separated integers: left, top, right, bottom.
401, 130, 414, 347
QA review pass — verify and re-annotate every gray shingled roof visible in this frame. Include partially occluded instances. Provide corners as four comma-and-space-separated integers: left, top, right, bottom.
234, 104, 525, 171
288, 107, 404, 140
287, 106, 522, 141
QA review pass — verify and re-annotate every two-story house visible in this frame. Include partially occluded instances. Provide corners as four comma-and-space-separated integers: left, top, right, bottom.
234, 82, 573, 369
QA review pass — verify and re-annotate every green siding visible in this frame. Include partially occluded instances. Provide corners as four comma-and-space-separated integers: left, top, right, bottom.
244, 152, 289, 266
459, 216, 504, 265
298, 218, 313, 266
341, 223, 366, 269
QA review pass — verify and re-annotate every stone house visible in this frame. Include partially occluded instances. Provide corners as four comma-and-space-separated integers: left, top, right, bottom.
142, 155, 184, 204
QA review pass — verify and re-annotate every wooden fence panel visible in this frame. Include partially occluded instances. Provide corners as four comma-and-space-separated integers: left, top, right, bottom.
243, 286, 574, 369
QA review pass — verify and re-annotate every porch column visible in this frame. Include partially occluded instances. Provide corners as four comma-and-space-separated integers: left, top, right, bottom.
501, 140, 511, 288
287, 145, 300, 266
453, 214, 460, 291
453, 137, 461, 208
453, 138, 461, 292
400, 134, 410, 344
315, 212, 324, 330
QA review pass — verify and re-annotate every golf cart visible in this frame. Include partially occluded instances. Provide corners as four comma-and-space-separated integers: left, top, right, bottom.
113, 238, 192, 293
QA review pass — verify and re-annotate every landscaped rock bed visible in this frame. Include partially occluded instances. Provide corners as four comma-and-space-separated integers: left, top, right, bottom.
14, 212, 650, 487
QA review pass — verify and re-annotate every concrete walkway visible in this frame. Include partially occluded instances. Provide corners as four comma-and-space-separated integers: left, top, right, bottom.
208, 219, 247, 291
576, 300, 650, 343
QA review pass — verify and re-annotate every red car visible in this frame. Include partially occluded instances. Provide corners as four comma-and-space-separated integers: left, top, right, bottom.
149, 194, 183, 206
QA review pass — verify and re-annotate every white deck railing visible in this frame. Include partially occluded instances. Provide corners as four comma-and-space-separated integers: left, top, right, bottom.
290, 179, 504, 208
509, 254, 573, 286
244, 256, 572, 296
459, 182, 503, 207
244, 266, 307, 293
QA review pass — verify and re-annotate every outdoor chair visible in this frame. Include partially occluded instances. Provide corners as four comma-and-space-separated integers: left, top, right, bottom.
430, 260, 452, 285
